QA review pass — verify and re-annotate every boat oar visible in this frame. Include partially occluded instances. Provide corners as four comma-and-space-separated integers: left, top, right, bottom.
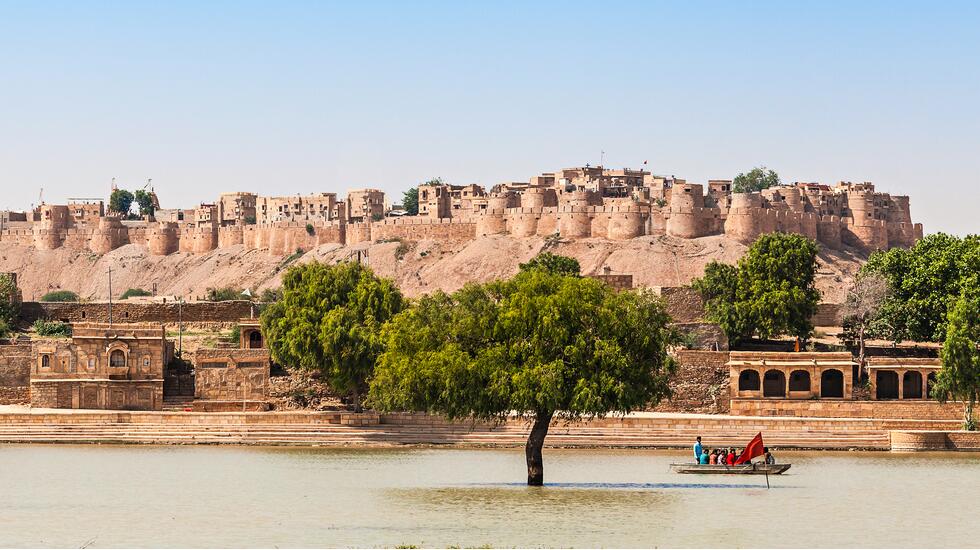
764, 464, 770, 489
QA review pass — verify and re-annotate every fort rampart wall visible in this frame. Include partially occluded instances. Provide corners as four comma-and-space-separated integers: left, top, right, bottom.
20, 301, 254, 326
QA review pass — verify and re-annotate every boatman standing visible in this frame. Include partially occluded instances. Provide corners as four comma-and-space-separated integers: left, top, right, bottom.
693, 436, 703, 463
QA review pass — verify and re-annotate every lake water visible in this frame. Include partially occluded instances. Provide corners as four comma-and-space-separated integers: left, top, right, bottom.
0, 445, 977, 548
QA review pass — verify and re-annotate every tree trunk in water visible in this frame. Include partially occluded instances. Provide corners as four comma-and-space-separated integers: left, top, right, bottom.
525, 411, 553, 486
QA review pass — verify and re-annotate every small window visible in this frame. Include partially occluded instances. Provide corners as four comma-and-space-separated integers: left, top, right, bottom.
41, 355, 51, 369
143, 357, 150, 367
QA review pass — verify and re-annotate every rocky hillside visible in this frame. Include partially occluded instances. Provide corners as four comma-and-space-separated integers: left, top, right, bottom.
0, 234, 866, 303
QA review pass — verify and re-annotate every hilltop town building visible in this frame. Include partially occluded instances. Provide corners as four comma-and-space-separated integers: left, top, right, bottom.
0, 166, 922, 257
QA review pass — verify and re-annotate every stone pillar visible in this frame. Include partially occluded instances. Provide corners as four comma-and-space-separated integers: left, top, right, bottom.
897, 369, 905, 400
921, 370, 928, 400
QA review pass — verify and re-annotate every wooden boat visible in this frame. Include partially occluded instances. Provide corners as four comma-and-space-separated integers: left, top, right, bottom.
670, 462, 791, 475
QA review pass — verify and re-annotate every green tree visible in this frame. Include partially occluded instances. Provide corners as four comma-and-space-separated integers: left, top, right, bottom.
841, 272, 890, 375
108, 189, 135, 216
120, 288, 152, 300
133, 190, 155, 217
861, 233, 980, 342
33, 319, 72, 337
519, 252, 581, 276
369, 269, 676, 485
205, 287, 246, 302
402, 187, 419, 216
0, 273, 21, 332
40, 290, 79, 302
261, 261, 404, 411
934, 293, 980, 430
732, 166, 780, 194
693, 233, 821, 345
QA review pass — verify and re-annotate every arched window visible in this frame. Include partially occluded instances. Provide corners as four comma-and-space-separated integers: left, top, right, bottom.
927, 372, 937, 398
789, 370, 811, 392
876, 370, 899, 400
738, 370, 760, 392
41, 355, 50, 369
763, 370, 786, 398
110, 349, 126, 368
903, 371, 923, 399
821, 369, 845, 398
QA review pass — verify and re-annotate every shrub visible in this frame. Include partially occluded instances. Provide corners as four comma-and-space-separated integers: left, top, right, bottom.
40, 290, 79, 302
205, 287, 245, 302
305, 223, 315, 236
120, 288, 152, 300
0, 273, 20, 329
33, 319, 72, 337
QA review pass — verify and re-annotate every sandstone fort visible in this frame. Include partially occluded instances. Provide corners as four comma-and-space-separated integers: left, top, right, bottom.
6, 165, 921, 256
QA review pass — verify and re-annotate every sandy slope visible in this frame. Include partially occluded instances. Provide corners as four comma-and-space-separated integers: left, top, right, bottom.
1, 234, 865, 303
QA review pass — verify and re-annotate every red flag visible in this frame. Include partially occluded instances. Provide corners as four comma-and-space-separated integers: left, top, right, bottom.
734, 432, 765, 465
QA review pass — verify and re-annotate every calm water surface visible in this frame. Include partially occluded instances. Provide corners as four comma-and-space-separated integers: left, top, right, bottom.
0, 445, 977, 548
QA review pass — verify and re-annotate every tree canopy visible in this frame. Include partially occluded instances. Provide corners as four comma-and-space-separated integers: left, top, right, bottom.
732, 166, 780, 194
134, 190, 156, 217
369, 269, 676, 485
0, 273, 20, 337
693, 233, 821, 345
40, 290, 79, 302
262, 261, 404, 410
860, 233, 980, 343
402, 187, 419, 216
935, 292, 980, 430
518, 252, 581, 276
841, 272, 890, 373
108, 189, 134, 216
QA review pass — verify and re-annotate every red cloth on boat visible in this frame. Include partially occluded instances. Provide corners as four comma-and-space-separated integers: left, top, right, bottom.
734, 433, 765, 465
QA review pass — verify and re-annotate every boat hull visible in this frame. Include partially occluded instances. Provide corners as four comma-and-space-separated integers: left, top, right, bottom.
670, 463, 791, 475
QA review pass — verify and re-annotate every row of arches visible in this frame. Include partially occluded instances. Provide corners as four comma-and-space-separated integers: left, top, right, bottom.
738, 368, 845, 398
874, 370, 936, 400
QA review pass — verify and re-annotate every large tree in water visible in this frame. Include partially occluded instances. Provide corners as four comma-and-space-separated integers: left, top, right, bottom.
369, 258, 675, 485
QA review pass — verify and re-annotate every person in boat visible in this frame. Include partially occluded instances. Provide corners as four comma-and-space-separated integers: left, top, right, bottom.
693, 436, 703, 463
764, 447, 776, 465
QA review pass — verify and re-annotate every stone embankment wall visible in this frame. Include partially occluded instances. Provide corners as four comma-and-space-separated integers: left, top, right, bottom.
730, 398, 966, 421
0, 343, 31, 404
890, 430, 980, 451
21, 301, 254, 326
653, 350, 731, 414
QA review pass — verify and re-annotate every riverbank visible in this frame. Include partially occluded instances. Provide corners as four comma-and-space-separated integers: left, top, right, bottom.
0, 405, 968, 450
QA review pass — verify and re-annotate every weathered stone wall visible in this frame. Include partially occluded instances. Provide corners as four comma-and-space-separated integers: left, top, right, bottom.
21, 301, 254, 325
890, 430, 980, 451
812, 303, 843, 326
654, 286, 705, 323
30, 380, 163, 410
193, 348, 270, 401
0, 343, 31, 404
370, 218, 477, 242
653, 350, 731, 414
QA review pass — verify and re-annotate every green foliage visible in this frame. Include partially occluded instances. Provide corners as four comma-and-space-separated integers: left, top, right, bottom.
518, 252, 581, 276
305, 223, 315, 236
120, 288, 152, 300
371, 212, 384, 222
261, 261, 404, 410
732, 166, 780, 193
369, 269, 676, 483
40, 290, 79, 302
861, 233, 980, 343
33, 319, 72, 337
244, 215, 257, 225
402, 187, 419, 216
258, 287, 282, 303
0, 273, 20, 329
205, 287, 245, 302
108, 189, 134, 216
133, 189, 155, 217
935, 293, 980, 429
693, 233, 821, 345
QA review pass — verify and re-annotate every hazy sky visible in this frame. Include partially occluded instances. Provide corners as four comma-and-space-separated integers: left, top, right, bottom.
2, 1, 978, 235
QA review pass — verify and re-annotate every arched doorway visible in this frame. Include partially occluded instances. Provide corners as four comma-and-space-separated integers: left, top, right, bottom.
248, 330, 263, 349
876, 370, 899, 400
763, 370, 786, 398
927, 372, 937, 398
789, 370, 811, 393
821, 369, 845, 398
903, 371, 923, 399
738, 370, 760, 392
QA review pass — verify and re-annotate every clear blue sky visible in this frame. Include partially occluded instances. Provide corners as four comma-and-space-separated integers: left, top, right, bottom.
2, 1, 977, 235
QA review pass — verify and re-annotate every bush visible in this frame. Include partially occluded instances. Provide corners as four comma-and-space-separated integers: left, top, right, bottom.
120, 288, 152, 300
33, 319, 72, 337
259, 288, 282, 303
40, 290, 79, 302
305, 223, 315, 236
205, 287, 245, 302
0, 273, 20, 329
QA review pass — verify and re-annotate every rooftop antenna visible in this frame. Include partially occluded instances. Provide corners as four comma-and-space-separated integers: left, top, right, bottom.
600, 150, 605, 167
